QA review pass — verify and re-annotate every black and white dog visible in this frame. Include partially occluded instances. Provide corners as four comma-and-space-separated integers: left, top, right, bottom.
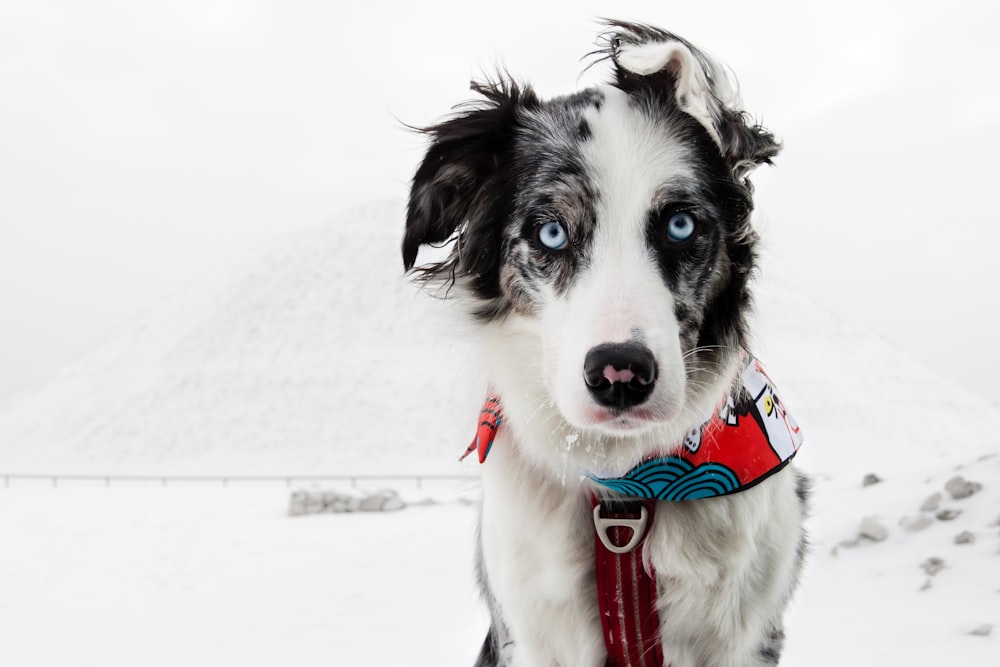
403, 21, 808, 667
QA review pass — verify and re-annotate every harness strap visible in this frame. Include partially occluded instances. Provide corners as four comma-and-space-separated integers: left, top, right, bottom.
592, 497, 664, 667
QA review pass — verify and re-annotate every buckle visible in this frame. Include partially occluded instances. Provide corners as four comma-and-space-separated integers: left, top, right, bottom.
593, 501, 649, 554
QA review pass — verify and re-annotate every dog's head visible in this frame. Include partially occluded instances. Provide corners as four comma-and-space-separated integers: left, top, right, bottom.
403, 22, 779, 474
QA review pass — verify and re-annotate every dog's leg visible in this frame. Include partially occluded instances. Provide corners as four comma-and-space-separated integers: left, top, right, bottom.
477, 438, 606, 666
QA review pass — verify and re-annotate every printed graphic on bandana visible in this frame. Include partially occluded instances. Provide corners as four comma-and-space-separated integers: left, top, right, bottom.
590, 357, 804, 501
459, 393, 502, 463
740, 359, 803, 461
595, 457, 741, 500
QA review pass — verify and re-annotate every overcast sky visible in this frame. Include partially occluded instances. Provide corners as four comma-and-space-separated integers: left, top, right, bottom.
1, 0, 997, 404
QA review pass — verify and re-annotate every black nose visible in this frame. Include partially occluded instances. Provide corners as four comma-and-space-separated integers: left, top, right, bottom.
583, 342, 657, 410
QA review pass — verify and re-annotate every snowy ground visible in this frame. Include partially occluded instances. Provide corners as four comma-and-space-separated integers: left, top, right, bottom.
0, 481, 487, 665
1, 454, 997, 666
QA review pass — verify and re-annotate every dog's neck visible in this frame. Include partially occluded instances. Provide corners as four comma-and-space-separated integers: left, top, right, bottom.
466, 355, 803, 500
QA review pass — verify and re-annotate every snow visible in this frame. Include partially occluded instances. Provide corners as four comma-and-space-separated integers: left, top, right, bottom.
0, 482, 487, 665
1, 197, 998, 664
784, 451, 1000, 665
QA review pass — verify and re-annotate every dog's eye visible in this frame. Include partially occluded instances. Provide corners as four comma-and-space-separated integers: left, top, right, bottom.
665, 212, 697, 242
537, 220, 569, 250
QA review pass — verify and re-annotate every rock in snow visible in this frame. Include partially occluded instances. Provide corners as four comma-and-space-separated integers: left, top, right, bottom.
953, 531, 976, 545
899, 515, 933, 533
862, 473, 882, 487
920, 492, 942, 512
859, 517, 889, 542
945, 475, 983, 500
920, 557, 946, 576
968, 625, 993, 637
288, 488, 405, 516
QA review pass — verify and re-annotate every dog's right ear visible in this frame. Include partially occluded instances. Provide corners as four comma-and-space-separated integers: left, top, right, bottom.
403, 79, 537, 277
601, 21, 780, 181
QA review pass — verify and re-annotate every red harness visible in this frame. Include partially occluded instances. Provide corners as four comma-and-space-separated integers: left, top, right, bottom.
592, 496, 663, 667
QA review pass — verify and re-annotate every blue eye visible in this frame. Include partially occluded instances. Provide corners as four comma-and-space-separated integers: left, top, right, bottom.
537, 220, 569, 250
666, 212, 696, 242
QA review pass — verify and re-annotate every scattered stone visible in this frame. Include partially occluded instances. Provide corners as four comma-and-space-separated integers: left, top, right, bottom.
945, 475, 982, 500
862, 473, 882, 487
936, 509, 962, 521
288, 490, 324, 516
380, 491, 405, 512
968, 624, 993, 637
288, 489, 406, 516
324, 491, 360, 513
358, 493, 385, 512
317, 491, 359, 513
954, 531, 976, 545
859, 516, 889, 542
900, 515, 934, 533
920, 557, 946, 576
920, 492, 942, 512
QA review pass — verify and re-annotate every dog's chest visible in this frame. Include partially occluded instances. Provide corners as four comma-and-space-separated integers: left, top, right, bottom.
477, 433, 800, 667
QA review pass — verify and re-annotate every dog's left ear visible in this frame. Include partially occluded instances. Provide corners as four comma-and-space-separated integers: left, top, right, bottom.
605, 22, 780, 179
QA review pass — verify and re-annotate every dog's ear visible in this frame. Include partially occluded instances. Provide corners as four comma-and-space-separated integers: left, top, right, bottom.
403, 79, 538, 276
602, 21, 780, 179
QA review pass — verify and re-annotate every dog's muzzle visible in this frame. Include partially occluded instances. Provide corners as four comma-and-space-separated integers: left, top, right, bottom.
583, 342, 657, 410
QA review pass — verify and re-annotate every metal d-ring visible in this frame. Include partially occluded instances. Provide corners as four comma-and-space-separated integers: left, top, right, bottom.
593, 502, 649, 554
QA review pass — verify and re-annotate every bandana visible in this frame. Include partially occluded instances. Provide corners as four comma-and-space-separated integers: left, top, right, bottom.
461, 355, 803, 501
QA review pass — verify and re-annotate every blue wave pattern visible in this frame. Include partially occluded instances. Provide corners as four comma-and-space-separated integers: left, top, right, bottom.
590, 457, 740, 501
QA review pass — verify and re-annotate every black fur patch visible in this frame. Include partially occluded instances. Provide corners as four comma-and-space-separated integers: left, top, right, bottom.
757, 625, 786, 664
403, 78, 540, 320
405, 85, 605, 317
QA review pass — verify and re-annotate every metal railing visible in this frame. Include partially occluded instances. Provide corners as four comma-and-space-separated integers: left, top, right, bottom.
0, 473, 479, 489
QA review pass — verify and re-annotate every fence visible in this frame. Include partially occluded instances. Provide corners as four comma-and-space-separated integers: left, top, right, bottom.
0, 473, 478, 489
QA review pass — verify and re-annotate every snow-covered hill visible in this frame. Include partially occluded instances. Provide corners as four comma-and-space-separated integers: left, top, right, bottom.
1, 201, 996, 481
751, 279, 1000, 479
0, 201, 479, 476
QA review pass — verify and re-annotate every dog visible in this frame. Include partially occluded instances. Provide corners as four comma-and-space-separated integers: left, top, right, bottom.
403, 21, 809, 667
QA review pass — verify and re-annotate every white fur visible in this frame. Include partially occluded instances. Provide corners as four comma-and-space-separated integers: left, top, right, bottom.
616, 39, 741, 153
474, 86, 802, 666
543, 95, 686, 442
